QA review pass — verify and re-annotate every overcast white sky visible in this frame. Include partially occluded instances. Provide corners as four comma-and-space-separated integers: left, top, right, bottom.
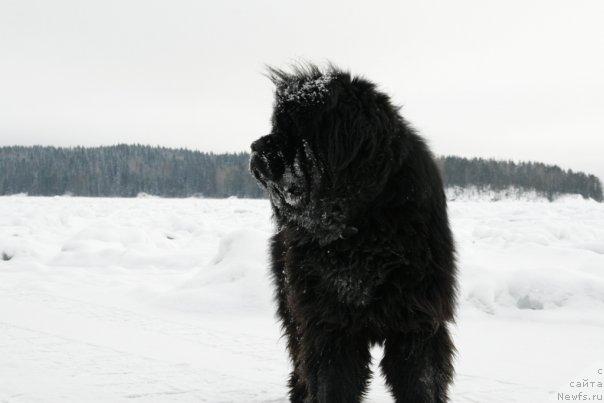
1, 0, 603, 180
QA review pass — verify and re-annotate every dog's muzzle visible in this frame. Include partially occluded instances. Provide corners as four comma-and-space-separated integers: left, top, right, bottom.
249, 151, 271, 183
250, 135, 284, 184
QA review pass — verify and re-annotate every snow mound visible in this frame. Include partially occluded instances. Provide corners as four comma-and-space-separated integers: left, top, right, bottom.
159, 229, 273, 315
463, 265, 604, 315
453, 200, 604, 319
50, 220, 206, 270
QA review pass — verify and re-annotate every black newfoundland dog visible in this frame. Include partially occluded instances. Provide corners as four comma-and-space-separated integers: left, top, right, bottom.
250, 64, 457, 403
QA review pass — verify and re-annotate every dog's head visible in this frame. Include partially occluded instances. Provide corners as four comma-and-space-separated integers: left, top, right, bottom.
250, 64, 405, 243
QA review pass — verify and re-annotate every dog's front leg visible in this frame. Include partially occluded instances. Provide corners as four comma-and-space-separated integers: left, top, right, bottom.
300, 330, 371, 403
380, 324, 455, 403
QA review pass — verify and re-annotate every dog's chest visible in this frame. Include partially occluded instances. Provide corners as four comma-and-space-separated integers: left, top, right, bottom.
284, 241, 386, 307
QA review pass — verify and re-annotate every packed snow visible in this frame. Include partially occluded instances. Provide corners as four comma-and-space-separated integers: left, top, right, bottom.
1, 195, 603, 402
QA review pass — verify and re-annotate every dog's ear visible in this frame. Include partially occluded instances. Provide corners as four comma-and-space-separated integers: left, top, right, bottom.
315, 74, 407, 194
316, 78, 382, 176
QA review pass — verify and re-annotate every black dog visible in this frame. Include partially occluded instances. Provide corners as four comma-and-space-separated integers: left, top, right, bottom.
250, 64, 457, 403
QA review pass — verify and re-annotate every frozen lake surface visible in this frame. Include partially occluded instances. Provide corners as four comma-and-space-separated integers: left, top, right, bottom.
1, 195, 603, 402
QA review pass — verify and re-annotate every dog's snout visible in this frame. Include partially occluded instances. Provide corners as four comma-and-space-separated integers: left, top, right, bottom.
250, 135, 284, 183
249, 151, 268, 182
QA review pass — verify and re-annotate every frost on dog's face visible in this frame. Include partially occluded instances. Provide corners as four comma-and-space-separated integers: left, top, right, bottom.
250, 67, 333, 212
250, 65, 402, 243
250, 133, 321, 210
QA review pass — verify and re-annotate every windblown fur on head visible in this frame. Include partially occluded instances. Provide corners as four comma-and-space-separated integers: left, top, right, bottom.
268, 64, 332, 106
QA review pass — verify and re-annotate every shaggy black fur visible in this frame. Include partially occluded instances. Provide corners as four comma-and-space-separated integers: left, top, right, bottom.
250, 64, 457, 403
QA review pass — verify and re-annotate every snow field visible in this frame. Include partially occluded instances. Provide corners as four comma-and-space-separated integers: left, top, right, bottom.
0, 195, 603, 402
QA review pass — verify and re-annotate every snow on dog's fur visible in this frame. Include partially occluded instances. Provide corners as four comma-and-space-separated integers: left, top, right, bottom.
250, 64, 457, 402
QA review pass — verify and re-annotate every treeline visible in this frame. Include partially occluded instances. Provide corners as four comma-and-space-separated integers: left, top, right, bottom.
0, 145, 263, 198
0, 145, 601, 201
439, 156, 602, 201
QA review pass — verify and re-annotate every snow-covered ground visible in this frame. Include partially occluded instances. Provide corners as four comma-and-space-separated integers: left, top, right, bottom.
1, 195, 603, 402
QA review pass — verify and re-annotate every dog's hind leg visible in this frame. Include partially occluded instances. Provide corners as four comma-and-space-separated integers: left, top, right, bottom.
380, 324, 454, 403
